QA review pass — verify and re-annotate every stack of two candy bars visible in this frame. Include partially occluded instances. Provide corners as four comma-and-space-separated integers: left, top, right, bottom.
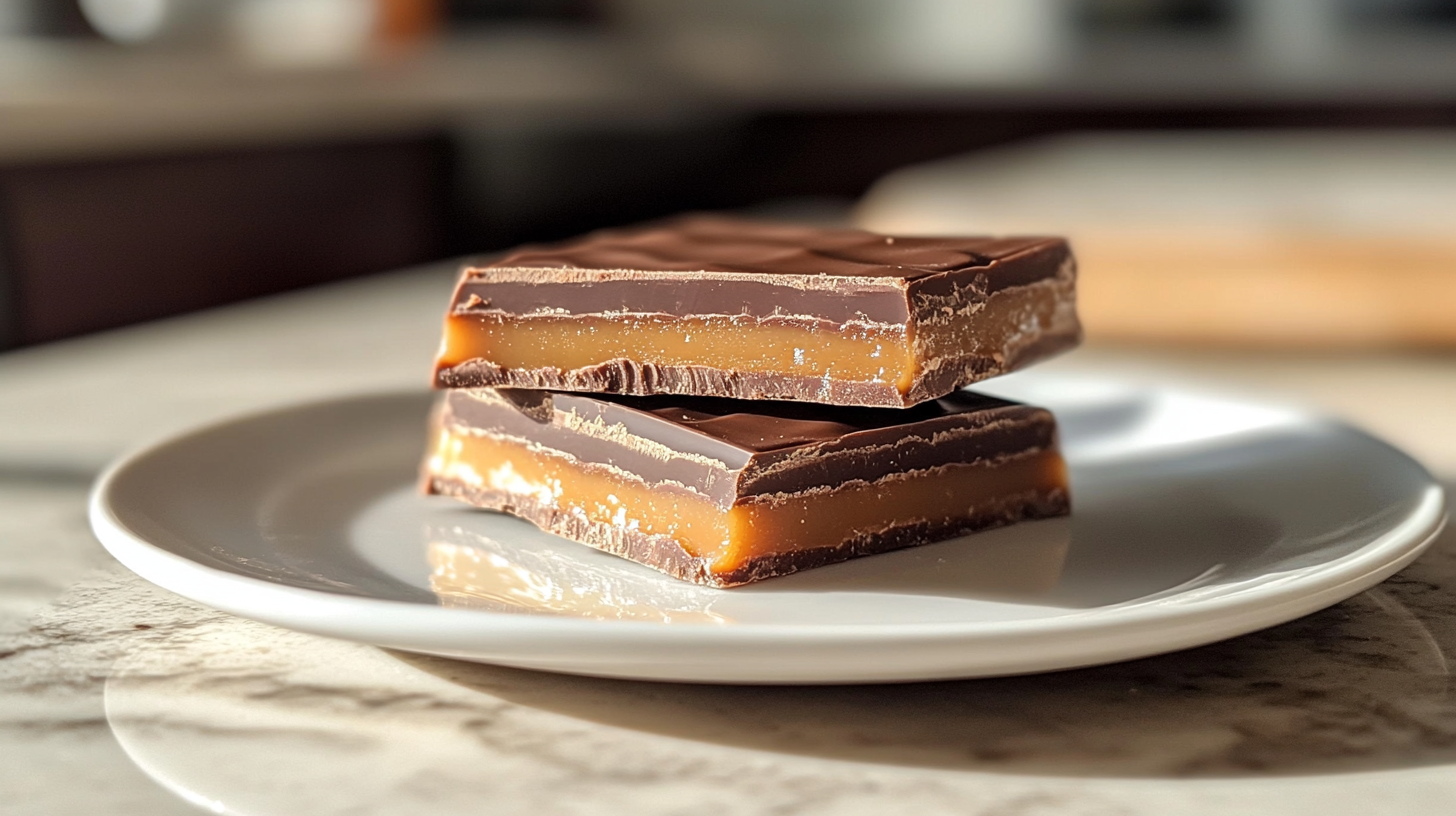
423, 216, 1081, 588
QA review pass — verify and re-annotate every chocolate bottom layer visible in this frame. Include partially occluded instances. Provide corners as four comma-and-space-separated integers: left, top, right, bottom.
436, 358, 909, 407
427, 474, 1069, 588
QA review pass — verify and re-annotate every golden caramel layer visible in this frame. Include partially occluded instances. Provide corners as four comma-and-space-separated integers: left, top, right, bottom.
725, 453, 1065, 573
437, 313, 916, 392
427, 425, 1067, 579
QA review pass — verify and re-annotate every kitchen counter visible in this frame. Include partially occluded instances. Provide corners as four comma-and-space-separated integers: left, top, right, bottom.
2, 263, 1454, 815
0, 33, 672, 165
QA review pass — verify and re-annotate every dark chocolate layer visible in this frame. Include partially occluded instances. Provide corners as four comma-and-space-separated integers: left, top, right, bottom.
436, 358, 914, 409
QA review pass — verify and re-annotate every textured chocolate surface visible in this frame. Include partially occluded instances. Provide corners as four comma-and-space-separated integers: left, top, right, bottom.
435, 215, 1082, 407
435, 360, 914, 409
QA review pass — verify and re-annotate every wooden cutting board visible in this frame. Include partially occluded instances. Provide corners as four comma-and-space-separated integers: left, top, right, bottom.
857, 131, 1456, 347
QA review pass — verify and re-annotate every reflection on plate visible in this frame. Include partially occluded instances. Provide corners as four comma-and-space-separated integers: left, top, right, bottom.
428, 526, 730, 624
90, 373, 1447, 682
425, 518, 1071, 624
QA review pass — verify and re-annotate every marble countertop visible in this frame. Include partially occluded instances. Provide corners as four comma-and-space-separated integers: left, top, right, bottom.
2, 263, 1454, 815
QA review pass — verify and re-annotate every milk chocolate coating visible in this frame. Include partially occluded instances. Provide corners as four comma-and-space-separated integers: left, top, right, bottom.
435, 215, 1082, 407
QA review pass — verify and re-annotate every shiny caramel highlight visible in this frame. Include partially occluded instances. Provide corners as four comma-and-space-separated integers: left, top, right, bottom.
427, 427, 731, 559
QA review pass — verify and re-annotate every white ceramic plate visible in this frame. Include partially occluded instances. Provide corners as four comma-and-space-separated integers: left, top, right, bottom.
89, 374, 1446, 683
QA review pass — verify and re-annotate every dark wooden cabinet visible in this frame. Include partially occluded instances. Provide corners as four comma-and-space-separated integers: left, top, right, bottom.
0, 137, 450, 347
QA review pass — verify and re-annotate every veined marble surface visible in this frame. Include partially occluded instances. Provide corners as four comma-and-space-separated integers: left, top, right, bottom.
3, 265, 1455, 815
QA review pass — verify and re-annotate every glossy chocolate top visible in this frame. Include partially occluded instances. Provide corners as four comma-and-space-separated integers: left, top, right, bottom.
613, 391, 1015, 452
492, 216, 1045, 279
454, 216, 1069, 325
442, 387, 1058, 506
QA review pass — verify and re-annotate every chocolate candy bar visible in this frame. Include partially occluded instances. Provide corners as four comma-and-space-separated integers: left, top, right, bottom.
434, 216, 1081, 408
423, 387, 1070, 587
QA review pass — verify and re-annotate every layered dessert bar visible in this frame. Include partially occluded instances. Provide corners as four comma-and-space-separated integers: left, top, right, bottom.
423, 387, 1070, 587
434, 216, 1081, 408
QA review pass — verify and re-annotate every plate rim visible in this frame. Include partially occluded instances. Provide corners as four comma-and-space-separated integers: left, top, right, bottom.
88, 388, 1448, 678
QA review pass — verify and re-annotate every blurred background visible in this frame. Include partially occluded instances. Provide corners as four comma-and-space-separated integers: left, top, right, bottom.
1, 0, 1455, 348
